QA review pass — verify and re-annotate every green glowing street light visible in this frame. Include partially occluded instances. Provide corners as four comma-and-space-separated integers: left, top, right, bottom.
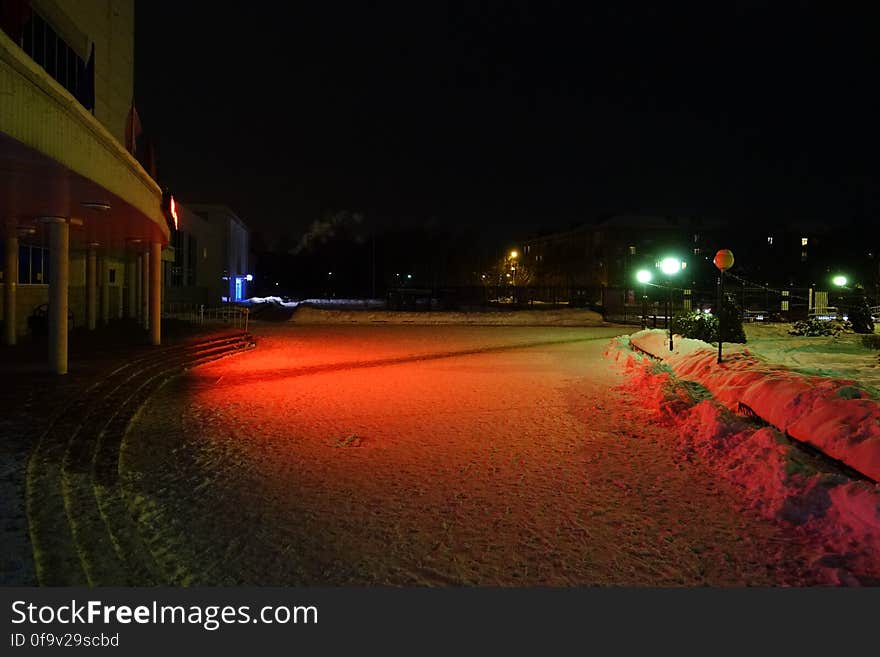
660, 257, 682, 277
636, 270, 652, 329
832, 274, 848, 320
657, 257, 683, 350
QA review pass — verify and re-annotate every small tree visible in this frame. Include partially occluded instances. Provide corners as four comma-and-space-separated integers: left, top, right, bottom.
671, 310, 718, 343
671, 293, 746, 344
847, 296, 875, 334
718, 292, 746, 343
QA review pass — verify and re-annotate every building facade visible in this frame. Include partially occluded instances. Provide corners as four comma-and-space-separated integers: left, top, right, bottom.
163, 202, 250, 307
522, 215, 846, 292
1, 0, 168, 373
186, 204, 250, 302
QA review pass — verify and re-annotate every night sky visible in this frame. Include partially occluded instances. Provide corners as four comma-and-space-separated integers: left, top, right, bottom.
135, 2, 878, 245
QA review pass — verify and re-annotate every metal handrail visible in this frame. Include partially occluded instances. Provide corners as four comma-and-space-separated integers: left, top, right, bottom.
163, 302, 249, 331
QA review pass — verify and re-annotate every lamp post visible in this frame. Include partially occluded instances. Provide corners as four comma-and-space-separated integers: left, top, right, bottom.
832, 274, 847, 320
713, 249, 735, 363
508, 250, 519, 302
636, 269, 652, 329
659, 257, 683, 351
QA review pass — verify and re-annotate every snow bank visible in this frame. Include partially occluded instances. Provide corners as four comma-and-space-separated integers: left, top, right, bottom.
288, 307, 607, 326
607, 339, 880, 585
246, 297, 387, 309
246, 296, 299, 307
629, 329, 880, 482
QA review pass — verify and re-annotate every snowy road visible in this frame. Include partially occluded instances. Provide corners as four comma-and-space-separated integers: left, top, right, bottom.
122, 325, 816, 585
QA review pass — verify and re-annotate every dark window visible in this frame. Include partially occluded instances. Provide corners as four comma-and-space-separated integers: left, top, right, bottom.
109, 268, 116, 284
170, 230, 184, 287
67, 46, 78, 92
32, 14, 45, 67
18, 245, 29, 284
45, 22, 57, 77
18, 11, 86, 102
22, 15, 32, 56
188, 236, 198, 286
30, 247, 43, 283
17, 245, 49, 284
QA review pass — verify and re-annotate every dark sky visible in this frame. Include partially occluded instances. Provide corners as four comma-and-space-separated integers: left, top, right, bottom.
135, 2, 879, 243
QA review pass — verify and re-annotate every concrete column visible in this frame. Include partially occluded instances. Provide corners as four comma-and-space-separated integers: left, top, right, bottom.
4, 232, 18, 346
135, 254, 142, 323
99, 254, 109, 325
86, 244, 97, 330
141, 251, 150, 330
47, 219, 69, 374
125, 257, 136, 319
149, 242, 161, 345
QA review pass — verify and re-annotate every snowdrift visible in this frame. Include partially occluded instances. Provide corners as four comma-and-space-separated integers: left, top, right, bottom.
607, 337, 880, 585
629, 329, 880, 482
287, 307, 607, 326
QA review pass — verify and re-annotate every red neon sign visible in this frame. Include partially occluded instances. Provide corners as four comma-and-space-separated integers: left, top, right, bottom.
170, 196, 178, 230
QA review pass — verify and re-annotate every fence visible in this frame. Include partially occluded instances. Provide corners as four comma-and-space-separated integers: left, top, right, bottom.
385, 285, 601, 310
601, 284, 825, 325
164, 301, 250, 331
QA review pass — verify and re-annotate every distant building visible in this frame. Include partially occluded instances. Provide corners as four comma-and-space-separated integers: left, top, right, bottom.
520, 215, 855, 306
522, 215, 724, 290
162, 203, 225, 307
185, 204, 250, 302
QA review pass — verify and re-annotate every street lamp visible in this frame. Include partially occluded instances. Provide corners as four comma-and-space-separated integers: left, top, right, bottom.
658, 257, 683, 351
713, 249, 735, 363
832, 274, 848, 320
636, 269, 652, 329
507, 250, 519, 300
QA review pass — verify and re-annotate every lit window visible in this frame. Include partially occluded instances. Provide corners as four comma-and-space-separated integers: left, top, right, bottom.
767, 236, 773, 245
801, 237, 808, 246
693, 248, 701, 255
628, 245, 636, 255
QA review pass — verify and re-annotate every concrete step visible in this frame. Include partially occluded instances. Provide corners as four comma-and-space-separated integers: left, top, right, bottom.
27, 334, 255, 586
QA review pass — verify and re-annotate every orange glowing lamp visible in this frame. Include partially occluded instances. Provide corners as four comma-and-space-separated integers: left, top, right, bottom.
713, 249, 734, 272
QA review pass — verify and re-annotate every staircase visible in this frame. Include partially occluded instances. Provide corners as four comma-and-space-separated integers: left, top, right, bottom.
25, 334, 256, 586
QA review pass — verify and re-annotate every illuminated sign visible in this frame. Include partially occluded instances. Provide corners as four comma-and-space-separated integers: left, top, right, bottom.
161, 191, 179, 231
170, 196, 178, 230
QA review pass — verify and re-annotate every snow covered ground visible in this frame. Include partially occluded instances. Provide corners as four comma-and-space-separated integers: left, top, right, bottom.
607, 328, 880, 584
743, 323, 880, 393
287, 306, 607, 326
244, 296, 607, 326
246, 296, 387, 310
120, 325, 823, 586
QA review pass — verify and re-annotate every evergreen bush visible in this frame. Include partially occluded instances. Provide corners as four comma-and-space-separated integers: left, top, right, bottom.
717, 292, 746, 343
670, 294, 746, 344
847, 297, 875, 334
671, 310, 717, 343
789, 318, 852, 337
